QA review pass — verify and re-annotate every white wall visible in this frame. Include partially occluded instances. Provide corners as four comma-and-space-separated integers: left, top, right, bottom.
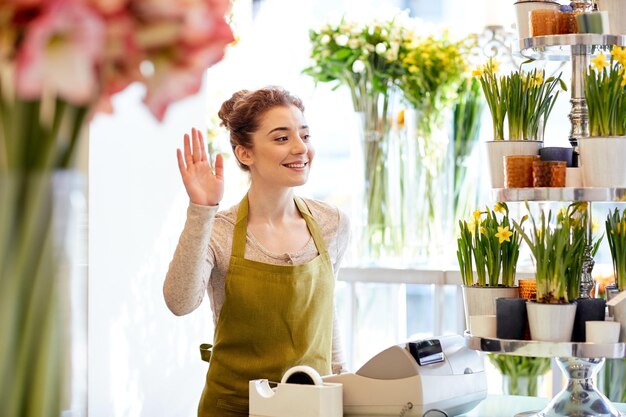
89, 83, 215, 417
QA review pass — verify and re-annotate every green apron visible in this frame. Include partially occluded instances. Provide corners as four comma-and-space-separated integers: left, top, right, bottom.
198, 194, 334, 417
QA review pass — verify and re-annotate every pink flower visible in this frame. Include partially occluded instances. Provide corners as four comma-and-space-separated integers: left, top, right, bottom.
135, 0, 234, 120
86, 0, 129, 16
15, 0, 105, 105
142, 58, 205, 121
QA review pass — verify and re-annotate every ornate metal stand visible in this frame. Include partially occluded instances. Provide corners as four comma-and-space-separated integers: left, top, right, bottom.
465, 334, 626, 417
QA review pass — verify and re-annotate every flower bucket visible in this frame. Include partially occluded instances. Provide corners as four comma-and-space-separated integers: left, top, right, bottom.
485, 140, 543, 189
527, 302, 577, 342
579, 137, 626, 187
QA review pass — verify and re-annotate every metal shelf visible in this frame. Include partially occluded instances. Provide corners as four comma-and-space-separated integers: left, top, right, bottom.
465, 332, 626, 359
519, 34, 626, 61
492, 187, 626, 202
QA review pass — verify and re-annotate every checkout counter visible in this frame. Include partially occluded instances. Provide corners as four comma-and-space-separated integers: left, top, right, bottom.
249, 335, 487, 417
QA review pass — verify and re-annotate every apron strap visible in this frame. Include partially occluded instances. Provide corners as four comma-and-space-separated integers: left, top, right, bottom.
294, 197, 329, 256
231, 194, 249, 259
231, 194, 329, 259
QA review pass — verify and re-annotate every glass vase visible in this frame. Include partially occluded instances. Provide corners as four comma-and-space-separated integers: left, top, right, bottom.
502, 374, 544, 397
353, 112, 404, 265
598, 358, 626, 403
402, 109, 451, 263
0, 171, 87, 417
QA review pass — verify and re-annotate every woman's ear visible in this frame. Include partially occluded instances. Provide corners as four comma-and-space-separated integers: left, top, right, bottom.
234, 145, 252, 167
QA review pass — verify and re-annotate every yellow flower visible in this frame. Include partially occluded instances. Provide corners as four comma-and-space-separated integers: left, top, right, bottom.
592, 53, 609, 71
397, 109, 405, 128
612, 45, 626, 66
621, 74, 626, 88
495, 226, 513, 244
494, 202, 507, 214
487, 58, 500, 74
467, 218, 478, 235
473, 208, 482, 220
480, 226, 486, 236
533, 73, 544, 87
592, 219, 600, 234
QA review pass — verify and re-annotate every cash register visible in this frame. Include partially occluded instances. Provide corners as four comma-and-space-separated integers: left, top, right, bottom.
323, 334, 487, 416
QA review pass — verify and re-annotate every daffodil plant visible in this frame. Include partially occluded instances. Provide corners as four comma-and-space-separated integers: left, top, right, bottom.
606, 208, 626, 290
585, 46, 626, 137
475, 59, 566, 140
514, 202, 601, 304
457, 202, 523, 287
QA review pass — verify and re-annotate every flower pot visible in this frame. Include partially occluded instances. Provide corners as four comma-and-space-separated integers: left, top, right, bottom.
586, 321, 620, 343
597, 0, 626, 35
504, 155, 538, 188
514, 0, 561, 39
518, 279, 537, 301
539, 146, 574, 167
462, 285, 520, 331
486, 140, 542, 188
571, 298, 606, 342
612, 293, 626, 342
579, 137, 626, 187
469, 315, 497, 338
576, 11, 610, 34
495, 297, 528, 340
527, 301, 577, 342
565, 167, 583, 187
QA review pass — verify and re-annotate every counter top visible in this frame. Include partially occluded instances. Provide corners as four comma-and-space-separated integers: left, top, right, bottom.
462, 395, 626, 417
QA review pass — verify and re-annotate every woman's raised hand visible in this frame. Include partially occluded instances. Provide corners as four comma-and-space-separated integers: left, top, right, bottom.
177, 128, 224, 206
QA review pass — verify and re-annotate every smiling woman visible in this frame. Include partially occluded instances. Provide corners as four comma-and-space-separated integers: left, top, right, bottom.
163, 86, 351, 417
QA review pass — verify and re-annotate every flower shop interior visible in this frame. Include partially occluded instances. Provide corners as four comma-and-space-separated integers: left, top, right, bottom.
6, 0, 626, 416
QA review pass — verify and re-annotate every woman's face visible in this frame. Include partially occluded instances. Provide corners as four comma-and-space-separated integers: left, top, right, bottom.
241, 105, 314, 188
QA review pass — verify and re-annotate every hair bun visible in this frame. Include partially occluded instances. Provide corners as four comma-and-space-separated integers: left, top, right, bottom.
218, 90, 249, 130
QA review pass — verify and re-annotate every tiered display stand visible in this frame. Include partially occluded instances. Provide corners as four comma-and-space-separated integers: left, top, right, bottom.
465, 34, 626, 417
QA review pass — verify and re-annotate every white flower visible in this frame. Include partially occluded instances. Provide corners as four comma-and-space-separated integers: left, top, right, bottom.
320, 34, 330, 45
348, 38, 360, 49
335, 34, 349, 46
375, 42, 387, 54
352, 59, 365, 73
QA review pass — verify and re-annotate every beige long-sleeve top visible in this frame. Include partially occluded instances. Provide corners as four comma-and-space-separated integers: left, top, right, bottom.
163, 197, 351, 373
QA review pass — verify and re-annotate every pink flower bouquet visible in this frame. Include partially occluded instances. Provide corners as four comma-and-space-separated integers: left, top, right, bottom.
1, 0, 234, 122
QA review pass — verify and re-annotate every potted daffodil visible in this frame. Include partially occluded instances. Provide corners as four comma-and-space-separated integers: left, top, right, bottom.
580, 46, 626, 187
476, 58, 566, 188
514, 202, 601, 342
457, 202, 522, 330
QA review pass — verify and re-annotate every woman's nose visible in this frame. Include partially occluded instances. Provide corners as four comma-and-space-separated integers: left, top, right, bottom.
292, 135, 308, 153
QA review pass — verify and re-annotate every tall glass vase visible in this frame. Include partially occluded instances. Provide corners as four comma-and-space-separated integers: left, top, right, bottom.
0, 171, 87, 417
402, 109, 451, 263
353, 112, 404, 264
